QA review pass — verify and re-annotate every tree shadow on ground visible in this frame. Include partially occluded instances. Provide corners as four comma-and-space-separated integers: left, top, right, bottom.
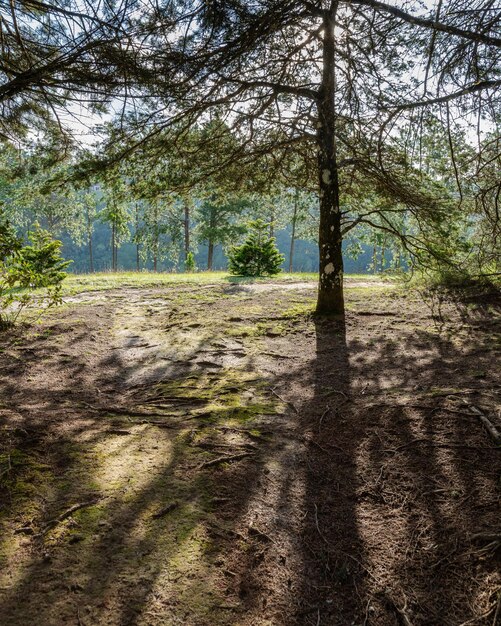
0, 297, 281, 625
0, 289, 499, 625
286, 311, 501, 625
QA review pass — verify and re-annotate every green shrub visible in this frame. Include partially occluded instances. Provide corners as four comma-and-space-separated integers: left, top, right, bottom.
0, 215, 71, 328
185, 251, 197, 273
228, 220, 284, 276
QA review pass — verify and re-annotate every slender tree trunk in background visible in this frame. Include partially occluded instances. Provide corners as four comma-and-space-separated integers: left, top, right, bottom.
381, 242, 386, 272
316, 3, 344, 315
111, 221, 116, 271
135, 203, 140, 271
86, 209, 94, 273
153, 200, 159, 272
207, 240, 214, 271
373, 245, 377, 274
88, 234, 94, 273
207, 206, 216, 270
184, 203, 190, 267
269, 206, 275, 239
289, 189, 298, 273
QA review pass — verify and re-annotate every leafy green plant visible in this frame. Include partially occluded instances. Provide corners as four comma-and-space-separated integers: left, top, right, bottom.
185, 251, 197, 272
228, 220, 284, 277
0, 215, 71, 328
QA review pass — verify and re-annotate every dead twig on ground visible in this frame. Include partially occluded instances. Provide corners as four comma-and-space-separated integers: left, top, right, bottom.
38, 499, 101, 536
270, 387, 299, 413
313, 503, 329, 546
81, 402, 180, 420
491, 592, 501, 626
382, 593, 414, 626
248, 525, 274, 543
194, 441, 257, 451
385, 439, 497, 453
319, 405, 330, 429
458, 592, 500, 626
466, 404, 501, 446
198, 452, 253, 470
152, 501, 179, 519
321, 388, 350, 402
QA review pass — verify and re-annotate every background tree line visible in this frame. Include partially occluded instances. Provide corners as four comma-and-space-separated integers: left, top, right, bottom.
0, 0, 499, 312
0, 142, 411, 274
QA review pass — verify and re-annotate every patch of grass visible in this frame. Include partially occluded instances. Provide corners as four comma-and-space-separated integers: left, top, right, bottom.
59, 271, 321, 295
44, 270, 394, 297
281, 302, 316, 319
142, 369, 281, 426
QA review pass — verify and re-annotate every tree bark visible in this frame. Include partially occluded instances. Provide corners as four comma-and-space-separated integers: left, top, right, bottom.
289, 189, 298, 273
135, 202, 140, 271
207, 240, 214, 270
88, 233, 94, 273
269, 206, 275, 239
153, 200, 158, 272
316, 3, 344, 315
111, 220, 116, 271
207, 205, 215, 270
86, 209, 94, 273
184, 202, 190, 267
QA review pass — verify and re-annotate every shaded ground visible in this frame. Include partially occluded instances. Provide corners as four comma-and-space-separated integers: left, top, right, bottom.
0, 279, 500, 625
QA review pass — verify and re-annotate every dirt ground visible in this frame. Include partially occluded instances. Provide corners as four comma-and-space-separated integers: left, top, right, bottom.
0, 279, 500, 626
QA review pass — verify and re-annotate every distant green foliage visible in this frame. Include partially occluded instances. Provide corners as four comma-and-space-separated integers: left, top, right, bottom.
0, 215, 70, 328
228, 220, 284, 276
185, 251, 197, 272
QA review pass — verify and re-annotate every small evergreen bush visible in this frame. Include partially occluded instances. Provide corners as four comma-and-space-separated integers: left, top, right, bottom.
185, 251, 197, 272
0, 214, 70, 328
228, 220, 284, 276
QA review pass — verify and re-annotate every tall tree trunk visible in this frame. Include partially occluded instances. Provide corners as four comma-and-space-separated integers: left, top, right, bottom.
207, 240, 214, 271
111, 221, 116, 271
86, 210, 94, 273
269, 206, 275, 239
316, 3, 344, 315
135, 203, 140, 272
184, 202, 190, 267
289, 189, 298, 273
88, 234, 94, 273
207, 206, 216, 270
153, 200, 158, 272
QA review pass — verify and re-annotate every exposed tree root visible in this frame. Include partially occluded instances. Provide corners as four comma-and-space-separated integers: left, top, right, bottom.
37, 499, 101, 536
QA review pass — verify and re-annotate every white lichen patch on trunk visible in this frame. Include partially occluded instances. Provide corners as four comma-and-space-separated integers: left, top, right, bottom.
322, 169, 331, 185
324, 262, 334, 275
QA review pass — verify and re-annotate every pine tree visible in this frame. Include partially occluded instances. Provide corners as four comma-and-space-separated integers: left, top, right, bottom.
228, 220, 284, 277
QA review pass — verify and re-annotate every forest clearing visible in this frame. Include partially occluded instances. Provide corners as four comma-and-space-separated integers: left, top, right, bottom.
1, 0, 501, 624
0, 275, 500, 625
